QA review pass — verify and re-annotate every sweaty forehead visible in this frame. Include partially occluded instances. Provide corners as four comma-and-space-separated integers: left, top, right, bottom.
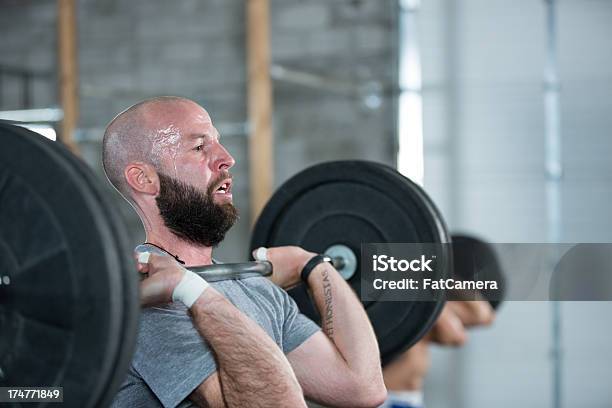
144, 100, 213, 137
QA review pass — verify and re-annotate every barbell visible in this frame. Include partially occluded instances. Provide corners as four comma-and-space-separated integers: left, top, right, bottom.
0, 122, 502, 407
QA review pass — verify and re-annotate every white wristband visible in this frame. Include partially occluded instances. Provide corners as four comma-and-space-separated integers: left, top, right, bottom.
138, 251, 151, 264
254, 247, 268, 261
172, 269, 210, 308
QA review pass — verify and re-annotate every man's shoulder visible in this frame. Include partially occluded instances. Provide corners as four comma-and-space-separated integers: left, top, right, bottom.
213, 276, 288, 307
214, 275, 282, 294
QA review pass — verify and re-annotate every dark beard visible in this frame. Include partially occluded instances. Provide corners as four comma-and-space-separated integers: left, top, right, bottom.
156, 172, 238, 247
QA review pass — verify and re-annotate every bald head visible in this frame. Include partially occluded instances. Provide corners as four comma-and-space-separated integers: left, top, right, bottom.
102, 96, 208, 200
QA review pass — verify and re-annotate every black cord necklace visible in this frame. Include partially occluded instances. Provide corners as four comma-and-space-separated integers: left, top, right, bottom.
142, 242, 186, 264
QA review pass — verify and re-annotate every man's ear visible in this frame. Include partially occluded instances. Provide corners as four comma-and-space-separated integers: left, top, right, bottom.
125, 162, 159, 196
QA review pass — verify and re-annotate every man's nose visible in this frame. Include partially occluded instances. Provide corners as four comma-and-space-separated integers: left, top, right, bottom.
212, 143, 235, 171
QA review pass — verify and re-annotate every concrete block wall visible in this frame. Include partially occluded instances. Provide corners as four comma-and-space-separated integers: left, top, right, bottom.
0, 0, 398, 261
270, 0, 397, 184
0, 0, 57, 110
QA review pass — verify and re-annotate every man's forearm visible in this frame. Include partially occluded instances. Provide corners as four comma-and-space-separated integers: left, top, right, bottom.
307, 263, 383, 385
189, 288, 306, 408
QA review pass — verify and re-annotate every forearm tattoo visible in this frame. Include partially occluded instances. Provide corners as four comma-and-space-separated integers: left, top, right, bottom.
322, 267, 334, 340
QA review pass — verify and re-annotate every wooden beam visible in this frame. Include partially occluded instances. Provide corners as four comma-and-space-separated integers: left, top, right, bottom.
246, 0, 274, 226
57, 0, 80, 154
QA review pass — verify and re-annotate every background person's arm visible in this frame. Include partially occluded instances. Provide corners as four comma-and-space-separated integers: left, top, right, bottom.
425, 303, 468, 346
447, 299, 495, 327
139, 253, 306, 408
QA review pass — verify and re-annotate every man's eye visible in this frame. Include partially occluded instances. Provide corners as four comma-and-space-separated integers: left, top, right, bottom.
194, 145, 204, 151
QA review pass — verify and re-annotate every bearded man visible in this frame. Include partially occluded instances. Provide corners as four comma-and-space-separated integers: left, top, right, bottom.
103, 96, 386, 408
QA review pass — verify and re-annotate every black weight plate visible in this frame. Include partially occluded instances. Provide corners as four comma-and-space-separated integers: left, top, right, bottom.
451, 234, 506, 309
0, 123, 136, 407
364, 162, 450, 363
49, 129, 139, 407
322, 161, 449, 364
251, 161, 449, 365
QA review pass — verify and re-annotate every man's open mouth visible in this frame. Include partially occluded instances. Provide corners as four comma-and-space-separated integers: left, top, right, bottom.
214, 179, 232, 194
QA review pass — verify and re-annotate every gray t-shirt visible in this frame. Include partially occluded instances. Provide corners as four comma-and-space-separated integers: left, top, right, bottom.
111, 276, 320, 408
